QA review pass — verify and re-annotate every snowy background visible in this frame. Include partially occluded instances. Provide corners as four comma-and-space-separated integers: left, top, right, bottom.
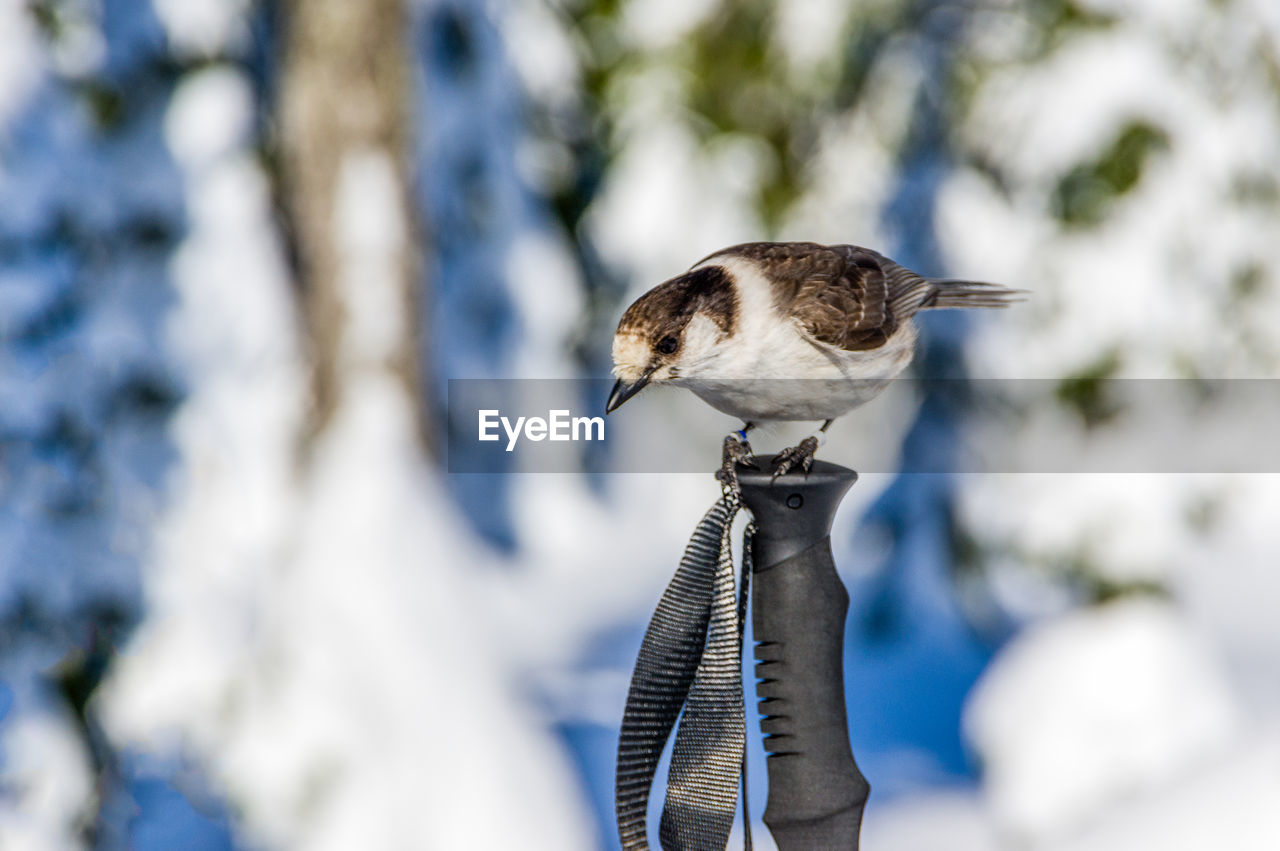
2, 0, 1279, 848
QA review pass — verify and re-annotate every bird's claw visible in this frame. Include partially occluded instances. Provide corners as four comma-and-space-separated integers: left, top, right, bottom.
771, 436, 820, 481
717, 432, 757, 495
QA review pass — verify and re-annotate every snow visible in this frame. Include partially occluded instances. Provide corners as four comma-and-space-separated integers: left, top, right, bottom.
967, 35, 1184, 182
783, 43, 920, 247
45, 4, 107, 78
0, 707, 95, 851
334, 150, 413, 366
1176, 476, 1280, 712
951, 5, 1280, 377
3, 0, 1280, 847
1074, 0, 1204, 33
1051, 726, 1280, 851
0, 0, 43, 126
773, 0, 853, 76
617, 0, 721, 52
94, 14, 596, 844
862, 790, 996, 851
107, 361, 598, 846
0, 2, 188, 844
924, 4, 1280, 843
589, 116, 765, 294
152, 0, 250, 59
965, 598, 1240, 843
500, 0, 579, 105
164, 68, 254, 169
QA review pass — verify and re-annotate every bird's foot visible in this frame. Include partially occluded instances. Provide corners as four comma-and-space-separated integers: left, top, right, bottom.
771, 432, 826, 481
716, 429, 758, 495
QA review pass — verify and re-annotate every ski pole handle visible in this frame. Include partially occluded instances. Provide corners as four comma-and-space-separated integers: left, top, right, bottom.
737, 460, 869, 850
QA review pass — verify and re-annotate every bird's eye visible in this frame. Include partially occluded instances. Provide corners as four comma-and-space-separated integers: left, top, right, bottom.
656, 335, 679, 355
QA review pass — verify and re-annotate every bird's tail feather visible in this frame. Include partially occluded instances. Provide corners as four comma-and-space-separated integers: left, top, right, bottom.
921, 278, 1026, 310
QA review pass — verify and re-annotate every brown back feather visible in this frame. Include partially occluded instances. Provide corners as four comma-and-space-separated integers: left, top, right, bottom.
701, 242, 923, 351
697, 242, 1021, 352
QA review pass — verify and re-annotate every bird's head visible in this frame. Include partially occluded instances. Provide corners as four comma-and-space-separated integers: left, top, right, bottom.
607, 265, 738, 413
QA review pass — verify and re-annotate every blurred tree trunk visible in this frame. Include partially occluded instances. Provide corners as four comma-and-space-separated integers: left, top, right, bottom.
277, 0, 430, 450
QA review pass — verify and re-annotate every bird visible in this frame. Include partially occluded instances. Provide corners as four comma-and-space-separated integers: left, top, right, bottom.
605, 241, 1023, 487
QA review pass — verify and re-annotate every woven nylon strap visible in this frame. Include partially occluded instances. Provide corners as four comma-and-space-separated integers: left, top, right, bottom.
616, 496, 755, 850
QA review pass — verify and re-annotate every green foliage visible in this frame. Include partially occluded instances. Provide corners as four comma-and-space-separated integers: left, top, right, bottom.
528, 1, 633, 368
81, 82, 127, 131
1230, 170, 1280, 207
27, 0, 64, 39
1230, 261, 1266, 300
833, 9, 898, 112
1055, 347, 1124, 428
683, 1, 806, 229
1001, 0, 1119, 62
1052, 121, 1170, 227
1035, 0, 1117, 44
561, 0, 920, 233
1075, 565, 1168, 605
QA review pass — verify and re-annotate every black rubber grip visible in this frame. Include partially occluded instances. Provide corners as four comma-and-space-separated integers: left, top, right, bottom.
737, 460, 870, 850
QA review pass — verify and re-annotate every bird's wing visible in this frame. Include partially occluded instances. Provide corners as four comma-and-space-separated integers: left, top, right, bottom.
704, 242, 1021, 353
797, 244, 910, 351
706, 242, 909, 352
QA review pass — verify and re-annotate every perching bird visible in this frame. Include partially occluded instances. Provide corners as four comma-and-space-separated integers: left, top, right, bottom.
606, 242, 1022, 485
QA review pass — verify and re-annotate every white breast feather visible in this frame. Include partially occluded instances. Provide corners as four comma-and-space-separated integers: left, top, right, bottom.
677, 255, 917, 421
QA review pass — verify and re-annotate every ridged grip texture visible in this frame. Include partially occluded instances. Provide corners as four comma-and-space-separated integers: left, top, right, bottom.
737, 461, 870, 850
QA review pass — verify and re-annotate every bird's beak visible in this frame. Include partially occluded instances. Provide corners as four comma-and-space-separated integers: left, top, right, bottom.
606, 374, 650, 414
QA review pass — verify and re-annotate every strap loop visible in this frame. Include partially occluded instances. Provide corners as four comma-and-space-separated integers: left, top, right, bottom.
616, 497, 756, 850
